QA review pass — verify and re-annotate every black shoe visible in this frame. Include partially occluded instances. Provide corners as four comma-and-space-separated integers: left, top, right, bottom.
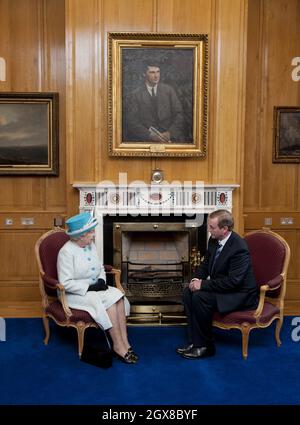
181, 346, 216, 359
128, 346, 139, 361
176, 344, 193, 355
113, 350, 137, 364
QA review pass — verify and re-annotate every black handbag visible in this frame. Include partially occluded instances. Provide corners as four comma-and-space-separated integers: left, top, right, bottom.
81, 327, 112, 369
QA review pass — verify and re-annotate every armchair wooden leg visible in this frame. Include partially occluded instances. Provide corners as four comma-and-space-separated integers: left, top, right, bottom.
42, 315, 50, 345
241, 324, 250, 360
77, 323, 86, 358
275, 317, 283, 347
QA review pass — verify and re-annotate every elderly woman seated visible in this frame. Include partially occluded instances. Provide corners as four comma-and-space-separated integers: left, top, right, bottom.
57, 212, 138, 364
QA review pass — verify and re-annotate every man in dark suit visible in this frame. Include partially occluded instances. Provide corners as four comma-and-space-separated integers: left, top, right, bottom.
123, 62, 187, 142
177, 209, 258, 359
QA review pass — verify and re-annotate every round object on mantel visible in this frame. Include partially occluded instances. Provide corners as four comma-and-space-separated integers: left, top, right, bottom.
151, 169, 164, 184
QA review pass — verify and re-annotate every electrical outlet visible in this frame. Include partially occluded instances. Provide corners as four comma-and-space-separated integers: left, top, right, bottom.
280, 217, 294, 225
53, 216, 63, 227
5, 218, 13, 225
21, 217, 34, 225
264, 217, 272, 225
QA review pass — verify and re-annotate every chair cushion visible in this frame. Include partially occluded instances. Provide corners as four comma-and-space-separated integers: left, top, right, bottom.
40, 232, 69, 280
39, 232, 69, 296
46, 301, 96, 324
244, 232, 285, 289
213, 302, 280, 325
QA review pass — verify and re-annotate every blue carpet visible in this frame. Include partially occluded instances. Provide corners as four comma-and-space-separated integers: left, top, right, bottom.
0, 317, 299, 405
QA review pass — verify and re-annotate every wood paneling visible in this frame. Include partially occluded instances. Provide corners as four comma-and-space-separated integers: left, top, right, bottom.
101, 0, 156, 183
43, 0, 67, 210
244, 0, 300, 313
67, 1, 99, 182
0, 0, 66, 314
0, 0, 66, 212
0, 302, 42, 317
0, 230, 43, 311
244, 0, 262, 209
157, 0, 212, 33
66, 0, 246, 222
259, 0, 299, 210
244, 0, 300, 212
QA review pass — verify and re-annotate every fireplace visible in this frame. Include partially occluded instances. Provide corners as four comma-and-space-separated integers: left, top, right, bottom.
114, 222, 197, 324
119, 225, 190, 299
73, 181, 239, 324
102, 215, 207, 324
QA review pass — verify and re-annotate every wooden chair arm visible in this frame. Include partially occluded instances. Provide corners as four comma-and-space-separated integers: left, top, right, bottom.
42, 273, 60, 289
41, 272, 72, 317
253, 285, 268, 318
106, 268, 125, 293
56, 283, 72, 317
253, 275, 284, 318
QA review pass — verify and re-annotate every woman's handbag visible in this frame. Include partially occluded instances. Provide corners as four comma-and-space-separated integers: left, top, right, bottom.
81, 327, 112, 369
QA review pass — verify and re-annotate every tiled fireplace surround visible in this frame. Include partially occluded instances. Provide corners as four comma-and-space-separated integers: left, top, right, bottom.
74, 182, 238, 324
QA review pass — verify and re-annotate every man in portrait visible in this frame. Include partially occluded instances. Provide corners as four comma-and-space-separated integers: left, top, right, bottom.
122, 61, 189, 143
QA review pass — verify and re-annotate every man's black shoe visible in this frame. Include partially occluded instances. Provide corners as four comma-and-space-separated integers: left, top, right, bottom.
181, 346, 215, 359
176, 344, 193, 355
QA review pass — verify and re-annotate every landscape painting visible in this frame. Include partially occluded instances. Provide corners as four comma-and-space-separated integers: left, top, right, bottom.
0, 92, 59, 175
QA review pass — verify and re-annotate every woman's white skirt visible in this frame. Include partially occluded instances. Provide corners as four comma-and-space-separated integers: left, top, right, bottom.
65, 286, 130, 330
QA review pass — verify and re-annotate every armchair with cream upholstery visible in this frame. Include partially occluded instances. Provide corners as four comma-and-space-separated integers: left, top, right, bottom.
213, 229, 290, 359
35, 228, 123, 357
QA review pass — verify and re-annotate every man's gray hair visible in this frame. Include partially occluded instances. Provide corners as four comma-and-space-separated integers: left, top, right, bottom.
209, 209, 234, 231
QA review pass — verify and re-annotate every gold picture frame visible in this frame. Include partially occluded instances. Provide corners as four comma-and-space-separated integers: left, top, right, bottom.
108, 33, 208, 157
0, 92, 59, 175
273, 106, 300, 163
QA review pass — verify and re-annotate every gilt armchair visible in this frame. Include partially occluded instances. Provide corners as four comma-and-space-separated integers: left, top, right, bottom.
213, 229, 290, 359
35, 228, 123, 357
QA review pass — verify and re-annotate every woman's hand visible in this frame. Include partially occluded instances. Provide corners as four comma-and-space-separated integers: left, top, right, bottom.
87, 278, 108, 292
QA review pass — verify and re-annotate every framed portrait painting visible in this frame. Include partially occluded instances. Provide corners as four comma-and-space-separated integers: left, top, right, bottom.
0, 92, 59, 175
108, 33, 208, 157
273, 106, 300, 163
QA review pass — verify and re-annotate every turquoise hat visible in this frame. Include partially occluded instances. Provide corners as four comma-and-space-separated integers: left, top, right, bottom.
65, 212, 98, 237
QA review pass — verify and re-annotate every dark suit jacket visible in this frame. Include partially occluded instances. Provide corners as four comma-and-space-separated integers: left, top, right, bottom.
123, 82, 186, 141
193, 232, 258, 314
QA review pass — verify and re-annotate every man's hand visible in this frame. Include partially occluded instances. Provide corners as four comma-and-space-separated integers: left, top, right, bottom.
161, 131, 171, 142
149, 129, 164, 142
189, 278, 202, 292
149, 127, 171, 143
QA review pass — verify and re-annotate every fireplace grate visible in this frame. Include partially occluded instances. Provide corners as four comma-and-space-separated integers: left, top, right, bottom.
125, 282, 184, 298
124, 261, 187, 298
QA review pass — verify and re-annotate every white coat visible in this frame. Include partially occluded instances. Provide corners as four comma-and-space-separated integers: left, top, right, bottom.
57, 240, 130, 330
